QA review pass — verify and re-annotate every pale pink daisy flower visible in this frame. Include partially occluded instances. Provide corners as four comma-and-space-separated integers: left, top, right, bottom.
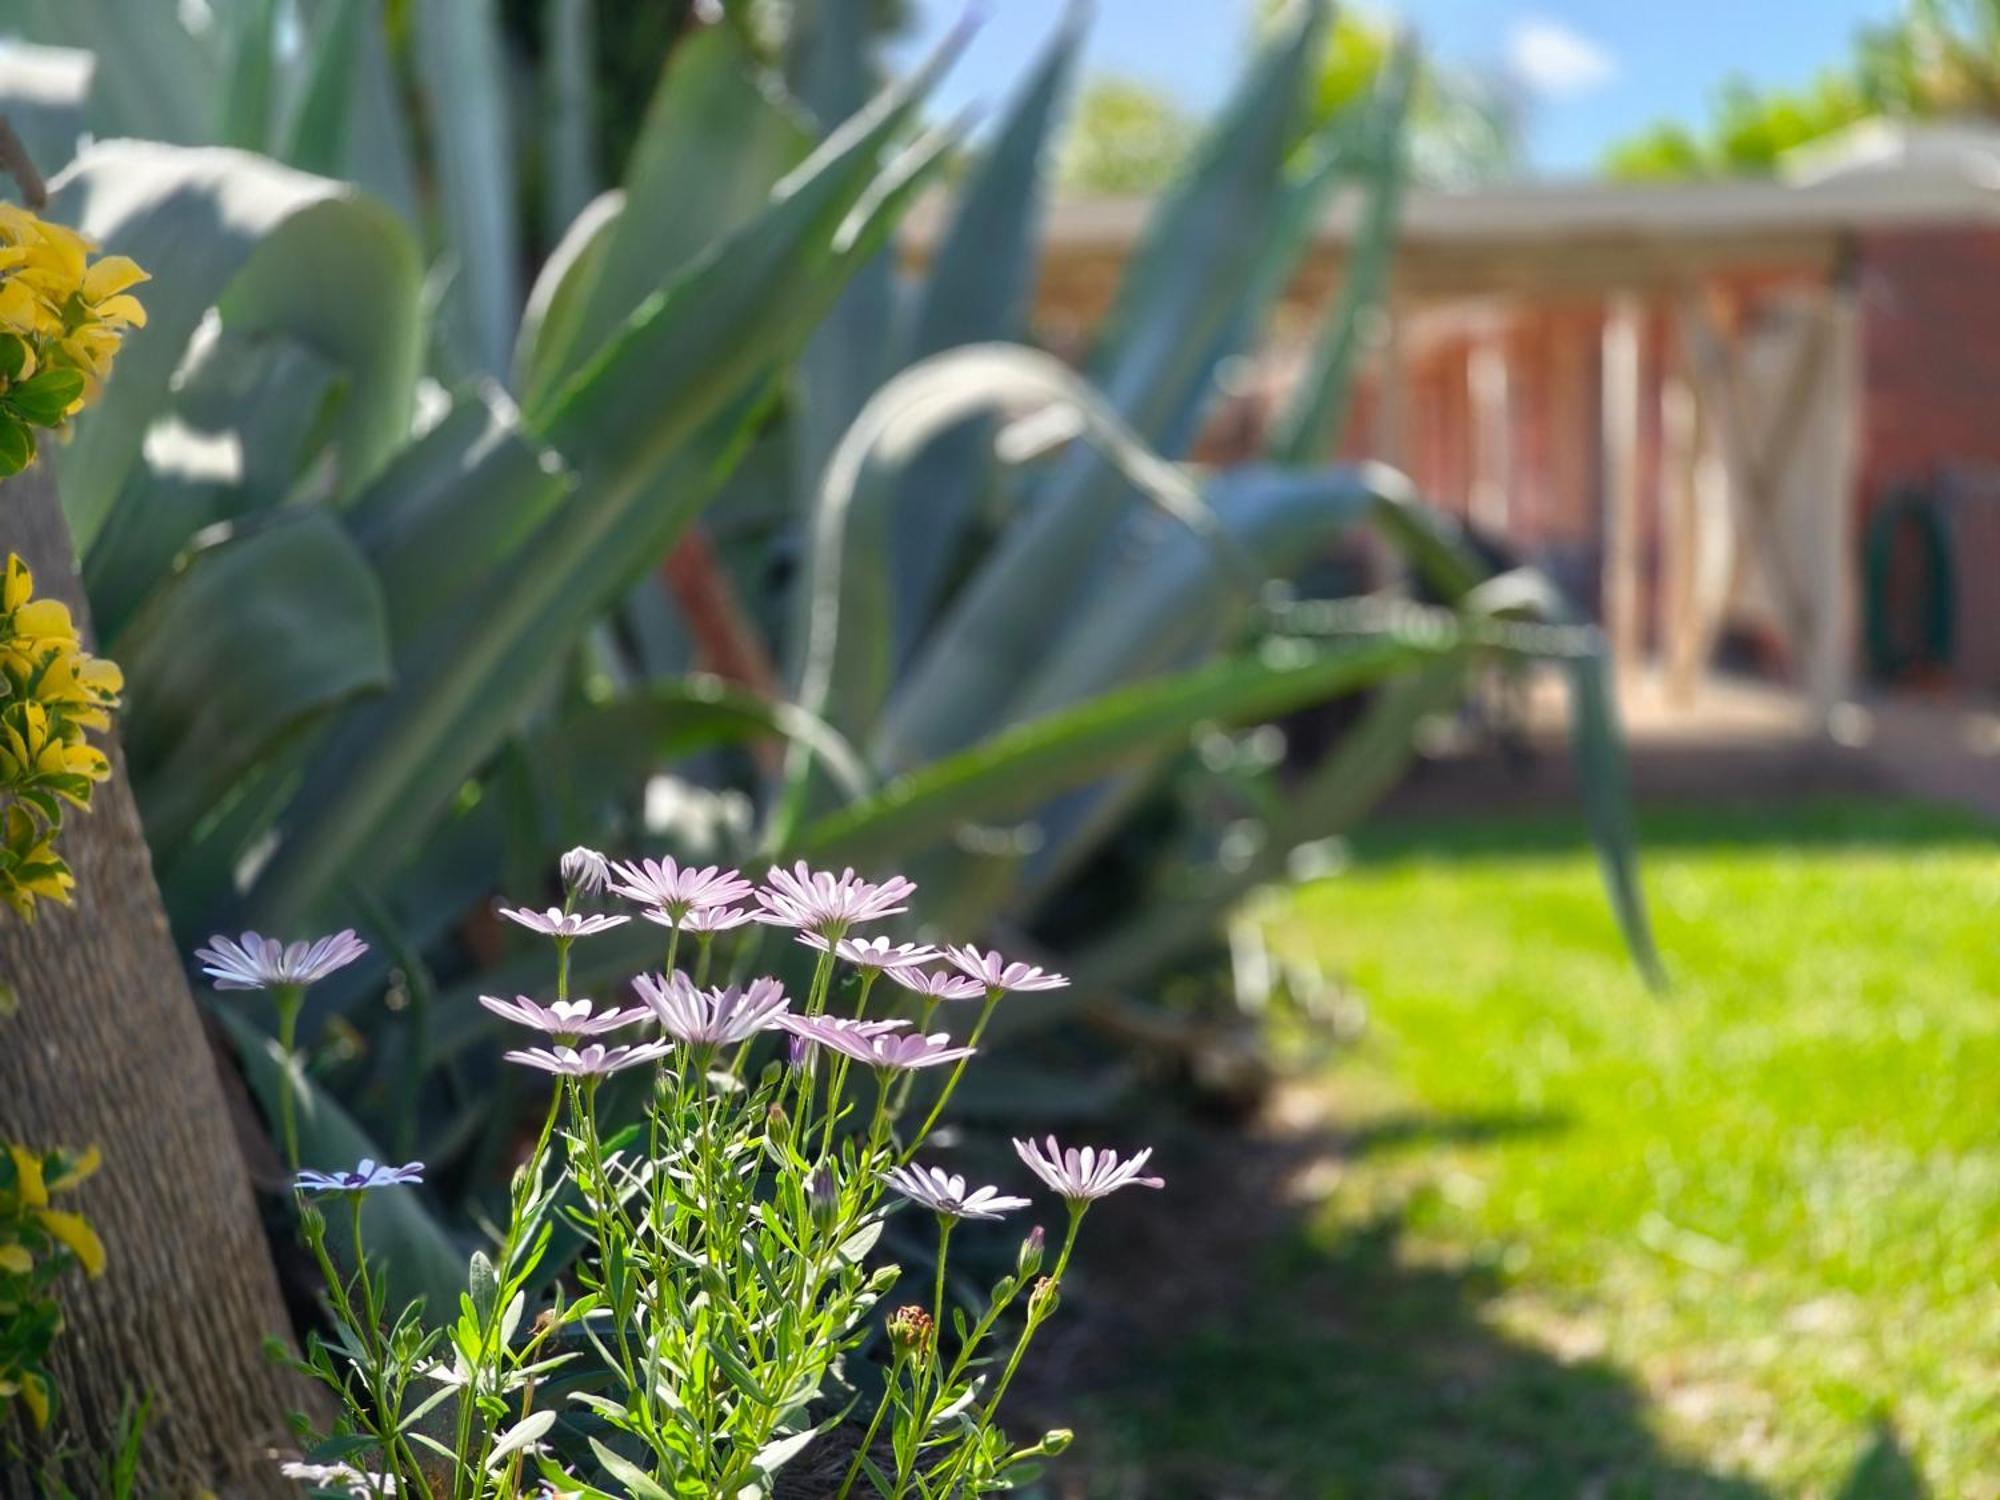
884, 1163, 1031, 1221
643, 904, 754, 937
883, 966, 986, 1003
608, 857, 753, 919
496, 906, 630, 939
279, 1460, 397, 1496
944, 944, 1068, 994
477, 994, 648, 1038
634, 972, 790, 1047
502, 1041, 672, 1077
797, 932, 941, 973
752, 862, 915, 937
293, 1159, 425, 1194
195, 930, 368, 990
1012, 1136, 1164, 1201
778, 1014, 970, 1071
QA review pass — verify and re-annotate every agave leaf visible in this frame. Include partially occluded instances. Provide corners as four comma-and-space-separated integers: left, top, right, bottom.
345, 388, 577, 647
8, 0, 218, 146
876, 0, 1328, 771
541, 0, 600, 241
47, 142, 424, 550
779, 342, 1247, 843
518, 26, 811, 409
799, 633, 1446, 867
1267, 37, 1417, 465
1068, 659, 1466, 988
218, 0, 276, 150
887, 4, 1082, 653
213, 1006, 465, 1321
412, 0, 521, 380
247, 61, 958, 926
0, 40, 93, 175
115, 510, 392, 858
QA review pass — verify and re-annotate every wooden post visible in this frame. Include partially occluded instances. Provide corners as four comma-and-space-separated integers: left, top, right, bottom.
1469, 330, 1511, 536
1660, 353, 1703, 705
1807, 266, 1861, 726
1375, 289, 1408, 471
1601, 296, 1644, 670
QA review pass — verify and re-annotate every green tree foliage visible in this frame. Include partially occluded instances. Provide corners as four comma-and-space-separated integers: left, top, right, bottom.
1606, 0, 2000, 179
1057, 76, 1201, 194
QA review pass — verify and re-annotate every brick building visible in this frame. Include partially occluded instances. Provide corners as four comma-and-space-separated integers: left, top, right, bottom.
1002, 124, 2000, 718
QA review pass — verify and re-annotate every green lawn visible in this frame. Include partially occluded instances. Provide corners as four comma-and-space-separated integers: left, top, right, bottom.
1086, 801, 2000, 1498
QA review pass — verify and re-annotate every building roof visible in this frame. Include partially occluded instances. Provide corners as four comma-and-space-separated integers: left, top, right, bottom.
906, 123, 2000, 311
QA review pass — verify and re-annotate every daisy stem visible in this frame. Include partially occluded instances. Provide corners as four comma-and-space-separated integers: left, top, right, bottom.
901, 988, 1000, 1162
818, 971, 879, 1163
274, 984, 303, 1174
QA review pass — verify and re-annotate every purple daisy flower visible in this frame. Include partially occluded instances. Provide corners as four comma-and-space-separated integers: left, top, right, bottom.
944, 944, 1069, 994
293, 1159, 425, 1194
752, 862, 916, 937
777, 1014, 970, 1071
634, 972, 790, 1047
1012, 1136, 1164, 1201
608, 857, 753, 920
195, 930, 369, 991
884, 1163, 1032, 1221
883, 966, 987, 1003
560, 846, 611, 896
477, 994, 649, 1038
496, 906, 630, 940
502, 1041, 672, 1077
798, 932, 942, 972
643, 903, 755, 936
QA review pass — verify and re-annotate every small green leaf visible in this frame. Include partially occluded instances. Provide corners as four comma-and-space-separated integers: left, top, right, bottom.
7, 369, 85, 426
0, 335, 29, 380
0, 413, 34, 475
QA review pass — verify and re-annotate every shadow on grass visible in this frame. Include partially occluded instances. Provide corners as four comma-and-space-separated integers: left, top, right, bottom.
1333, 1106, 1571, 1160
1052, 1112, 1931, 1500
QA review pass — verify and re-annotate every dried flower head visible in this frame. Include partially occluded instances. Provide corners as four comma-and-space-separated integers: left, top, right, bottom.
477, 994, 648, 1038
753, 862, 915, 937
501, 1041, 672, 1077
886, 1304, 934, 1358
884, 1163, 1031, 1221
194, 930, 368, 991
293, 1159, 425, 1195
496, 906, 630, 940
883, 966, 987, 1003
608, 856, 753, 920
944, 944, 1068, 994
1012, 1136, 1165, 1201
634, 972, 789, 1047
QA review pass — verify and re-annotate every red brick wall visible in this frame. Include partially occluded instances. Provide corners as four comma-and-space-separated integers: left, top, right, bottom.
1857, 228, 2000, 690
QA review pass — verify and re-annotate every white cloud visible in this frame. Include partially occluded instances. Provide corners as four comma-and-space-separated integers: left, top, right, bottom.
1506, 16, 1617, 98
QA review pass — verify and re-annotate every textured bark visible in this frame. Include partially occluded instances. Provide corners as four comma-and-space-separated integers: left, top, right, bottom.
0, 466, 299, 1496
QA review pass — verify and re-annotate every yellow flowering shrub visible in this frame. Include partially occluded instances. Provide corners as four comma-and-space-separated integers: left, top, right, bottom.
0, 202, 147, 476
0, 1142, 104, 1429
0, 553, 121, 918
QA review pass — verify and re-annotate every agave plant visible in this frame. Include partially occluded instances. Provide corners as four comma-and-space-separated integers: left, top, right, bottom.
0, 0, 1655, 1303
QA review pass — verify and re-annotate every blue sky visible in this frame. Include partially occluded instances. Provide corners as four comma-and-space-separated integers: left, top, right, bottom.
894, 0, 1904, 176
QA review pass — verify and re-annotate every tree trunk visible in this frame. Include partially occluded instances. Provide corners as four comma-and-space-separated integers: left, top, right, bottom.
1, 466, 300, 1497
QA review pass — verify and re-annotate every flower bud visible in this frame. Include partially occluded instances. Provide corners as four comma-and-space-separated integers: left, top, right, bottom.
886, 1304, 934, 1360
807, 1167, 838, 1230
559, 846, 609, 897
1041, 1429, 1074, 1456
787, 1033, 814, 1072
1016, 1224, 1045, 1279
